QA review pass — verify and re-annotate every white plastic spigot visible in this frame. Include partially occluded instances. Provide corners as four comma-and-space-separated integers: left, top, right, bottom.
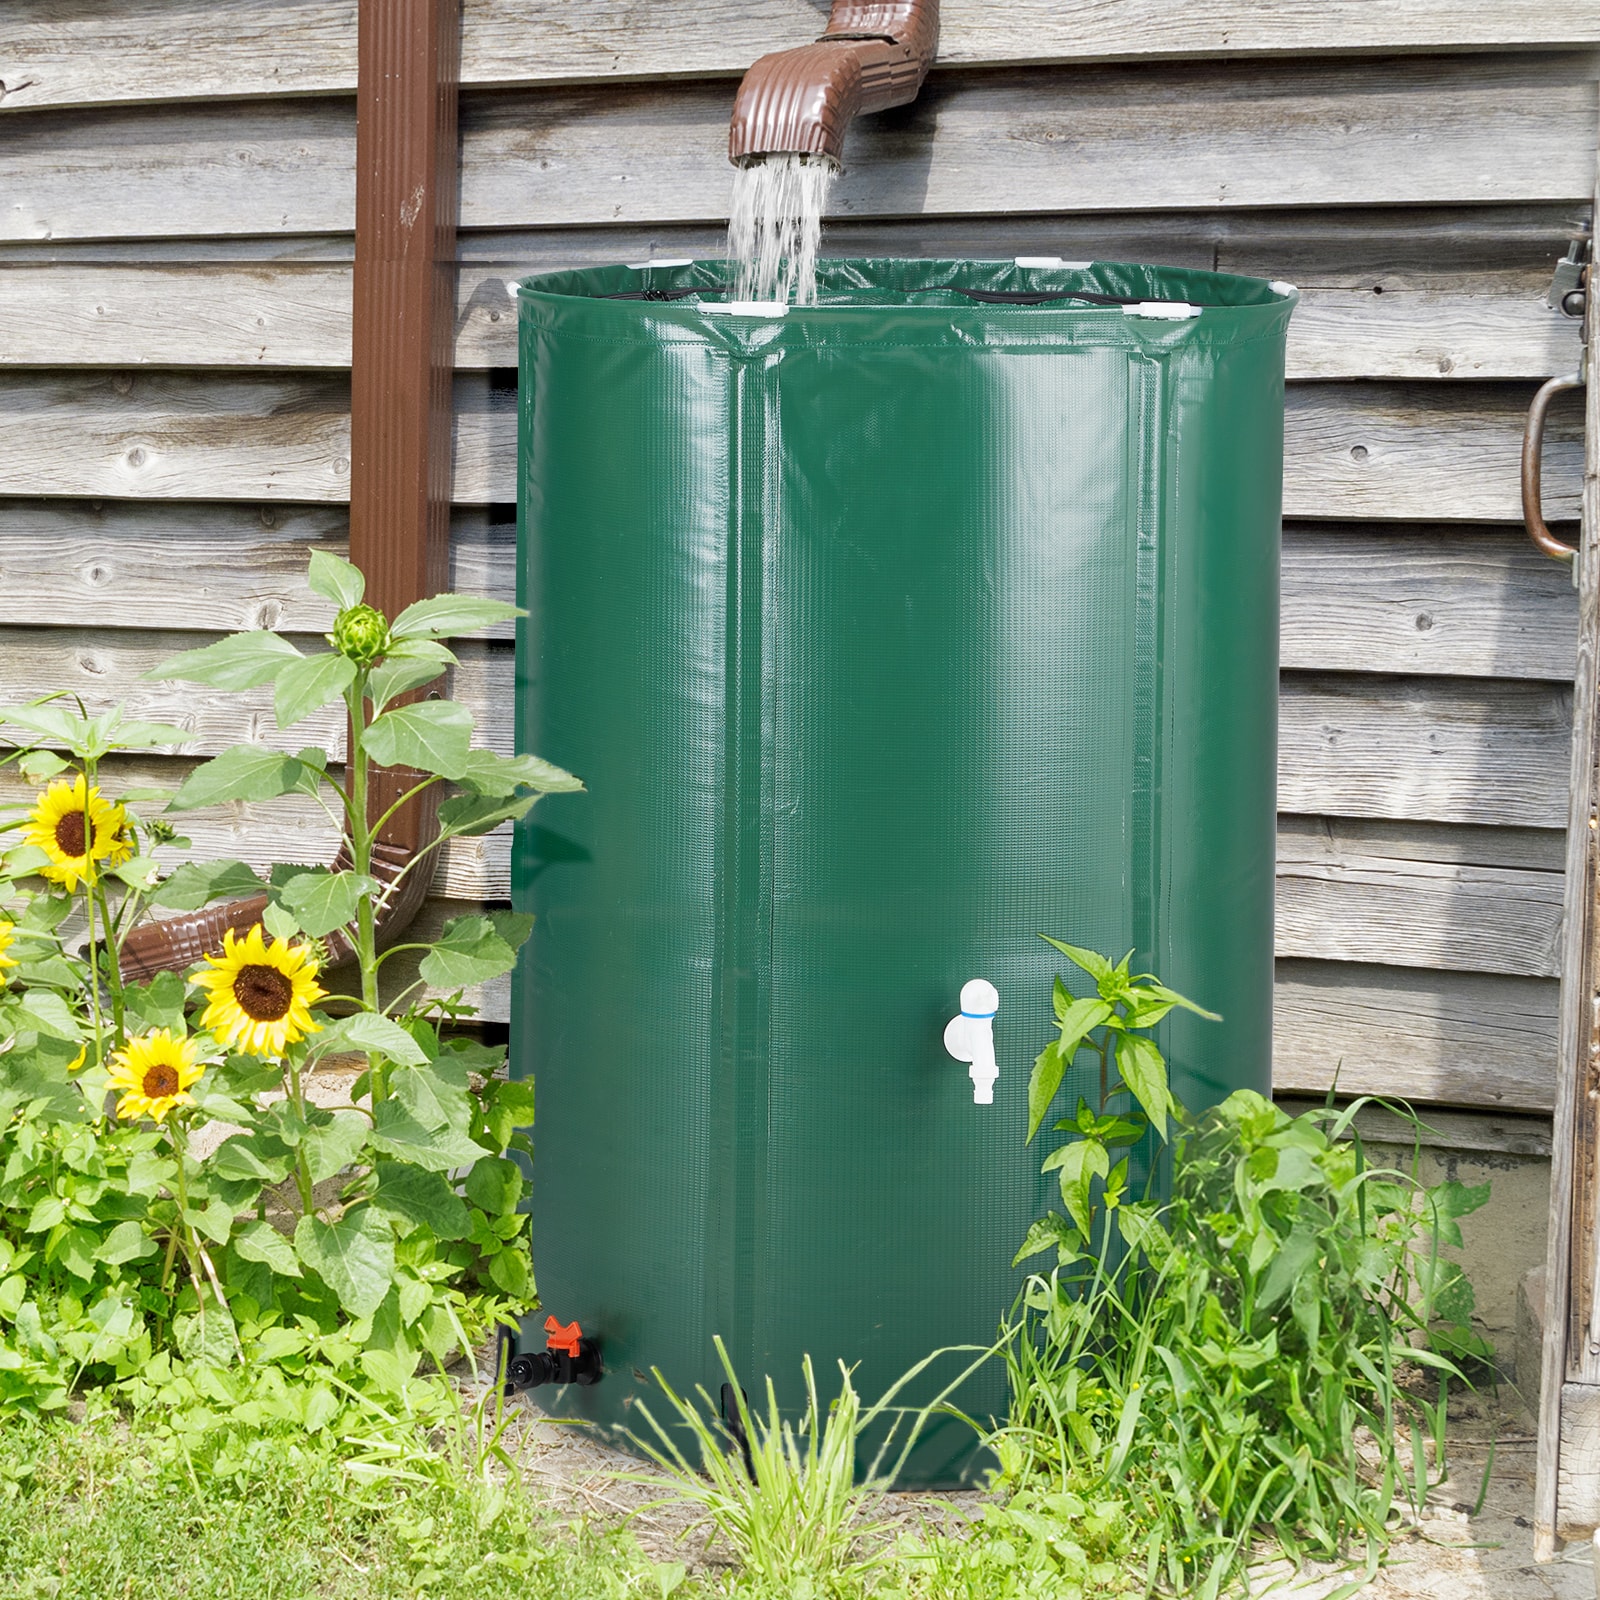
944, 980, 1000, 1104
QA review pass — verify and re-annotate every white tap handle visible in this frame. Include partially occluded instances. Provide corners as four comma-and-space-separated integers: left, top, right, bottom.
944, 979, 999, 1104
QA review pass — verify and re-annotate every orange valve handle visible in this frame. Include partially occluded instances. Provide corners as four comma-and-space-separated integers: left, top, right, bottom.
544, 1316, 584, 1358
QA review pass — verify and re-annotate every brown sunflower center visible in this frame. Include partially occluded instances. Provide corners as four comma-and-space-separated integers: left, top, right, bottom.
233, 963, 293, 1022
141, 1062, 180, 1098
54, 809, 88, 858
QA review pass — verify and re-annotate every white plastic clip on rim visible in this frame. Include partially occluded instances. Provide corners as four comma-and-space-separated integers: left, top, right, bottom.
626, 257, 696, 269
1014, 256, 1094, 269
702, 301, 789, 318
1269, 280, 1299, 299
1123, 302, 1201, 321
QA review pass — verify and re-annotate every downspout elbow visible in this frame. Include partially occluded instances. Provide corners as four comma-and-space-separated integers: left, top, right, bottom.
728, 0, 939, 168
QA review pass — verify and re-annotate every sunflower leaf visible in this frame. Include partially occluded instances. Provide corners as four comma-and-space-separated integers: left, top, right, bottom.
417, 914, 521, 989
294, 1207, 394, 1319
366, 640, 456, 712
367, 1099, 488, 1172
464, 1157, 523, 1216
149, 631, 302, 690
435, 791, 538, 838
390, 594, 523, 641
453, 749, 584, 798
391, 1063, 474, 1135
307, 550, 366, 609
150, 858, 267, 911
233, 1218, 302, 1278
301, 1110, 371, 1185
369, 1161, 471, 1240
362, 701, 474, 779
274, 650, 357, 730
278, 870, 379, 939
313, 1012, 428, 1068
168, 747, 313, 812
109, 855, 162, 891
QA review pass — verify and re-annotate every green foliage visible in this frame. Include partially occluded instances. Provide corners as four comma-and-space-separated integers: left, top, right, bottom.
999, 937, 1491, 1595
628, 1338, 994, 1598
0, 558, 581, 1436
0, 1405, 697, 1600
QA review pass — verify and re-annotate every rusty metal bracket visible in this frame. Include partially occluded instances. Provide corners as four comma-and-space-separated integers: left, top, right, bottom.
1524, 370, 1586, 563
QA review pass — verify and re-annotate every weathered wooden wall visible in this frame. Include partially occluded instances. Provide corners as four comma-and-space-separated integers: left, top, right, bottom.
1, 4, 1596, 1116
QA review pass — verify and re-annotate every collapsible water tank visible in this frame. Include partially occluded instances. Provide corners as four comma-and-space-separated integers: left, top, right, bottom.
511, 259, 1296, 1484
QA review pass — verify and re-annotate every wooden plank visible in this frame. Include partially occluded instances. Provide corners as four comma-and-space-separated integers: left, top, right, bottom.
0, 199, 1574, 271
0, 631, 511, 763
0, 631, 1575, 825
0, 501, 512, 636
1283, 383, 1584, 524
1538, 136, 1600, 1559
1276, 817, 1564, 977
0, 262, 1583, 383
5, 0, 1596, 115
0, 375, 1582, 523
0, 504, 1575, 681
1271, 958, 1558, 1113
1277, 675, 1573, 828
4, 57, 1595, 242
0, 739, 1567, 965
1556, 1383, 1600, 1537
1281, 527, 1580, 680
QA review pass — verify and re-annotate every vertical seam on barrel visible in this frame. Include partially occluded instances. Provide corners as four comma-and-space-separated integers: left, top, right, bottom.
1129, 353, 1167, 989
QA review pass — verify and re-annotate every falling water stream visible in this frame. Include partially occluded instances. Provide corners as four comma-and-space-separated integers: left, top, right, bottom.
727, 154, 838, 305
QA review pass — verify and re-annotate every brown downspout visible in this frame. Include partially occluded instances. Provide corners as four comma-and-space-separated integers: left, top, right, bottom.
120, 0, 462, 982
728, 1, 939, 168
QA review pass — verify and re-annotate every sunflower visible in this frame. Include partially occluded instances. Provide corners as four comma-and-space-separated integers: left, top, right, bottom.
25, 776, 133, 892
193, 924, 326, 1057
106, 1029, 204, 1123
0, 920, 16, 984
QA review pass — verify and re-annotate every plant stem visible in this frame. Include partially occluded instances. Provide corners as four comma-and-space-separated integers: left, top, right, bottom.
345, 675, 387, 1103
284, 1050, 317, 1216
165, 1126, 196, 1292
93, 881, 126, 1041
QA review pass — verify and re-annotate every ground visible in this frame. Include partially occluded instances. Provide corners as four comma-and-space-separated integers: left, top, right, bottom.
498, 1377, 1600, 1597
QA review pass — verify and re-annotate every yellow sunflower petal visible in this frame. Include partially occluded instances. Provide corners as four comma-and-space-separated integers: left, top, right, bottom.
25, 776, 133, 893
107, 1029, 204, 1123
195, 926, 325, 1058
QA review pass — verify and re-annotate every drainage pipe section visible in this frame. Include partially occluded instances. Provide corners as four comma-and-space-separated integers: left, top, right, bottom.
728, 0, 939, 168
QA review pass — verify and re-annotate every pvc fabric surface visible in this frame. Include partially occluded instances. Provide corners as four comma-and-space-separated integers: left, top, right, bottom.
511, 258, 1295, 1485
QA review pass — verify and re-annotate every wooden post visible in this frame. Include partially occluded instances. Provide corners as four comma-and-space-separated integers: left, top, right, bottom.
1536, 147, 1599, 1558
348, 0, 461, 864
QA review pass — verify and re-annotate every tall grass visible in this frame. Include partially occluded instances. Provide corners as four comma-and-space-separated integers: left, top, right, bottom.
992, 1090, 1488, 1596
627, 1335, 991, 1593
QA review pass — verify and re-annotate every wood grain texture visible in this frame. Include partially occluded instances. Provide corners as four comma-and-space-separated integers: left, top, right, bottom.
1272, 958, 1558, 1112
3, 57, 1595, 242
1557, 1381, 1600, 1537
1277, 675, 1573, 828
0, 504, 1575, 681
0, 262, 1583, 382
4, 0, 1596, 114
1280, 526, 1579, 680
1276, 819, 1564, 977
0, 374, 1582, 523
0, 501, 512, 637
0, 633, 1574, 821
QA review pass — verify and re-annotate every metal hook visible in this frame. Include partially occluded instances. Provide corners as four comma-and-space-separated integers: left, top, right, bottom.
1522, 371, 1585, 562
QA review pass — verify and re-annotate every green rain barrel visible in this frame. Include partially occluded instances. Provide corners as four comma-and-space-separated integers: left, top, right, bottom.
511, 258, 1296, 1485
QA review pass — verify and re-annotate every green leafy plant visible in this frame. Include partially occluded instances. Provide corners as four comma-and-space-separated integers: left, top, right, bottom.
627, 1337, 989, 1595
0, 551, 580, 1427
997, 937, 1489, 1596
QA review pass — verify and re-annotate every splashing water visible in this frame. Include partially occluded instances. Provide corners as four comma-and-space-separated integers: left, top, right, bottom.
727, 154, 838, 306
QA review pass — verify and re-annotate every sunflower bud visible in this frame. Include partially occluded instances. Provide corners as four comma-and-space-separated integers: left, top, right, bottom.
329, 604, 390, 666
